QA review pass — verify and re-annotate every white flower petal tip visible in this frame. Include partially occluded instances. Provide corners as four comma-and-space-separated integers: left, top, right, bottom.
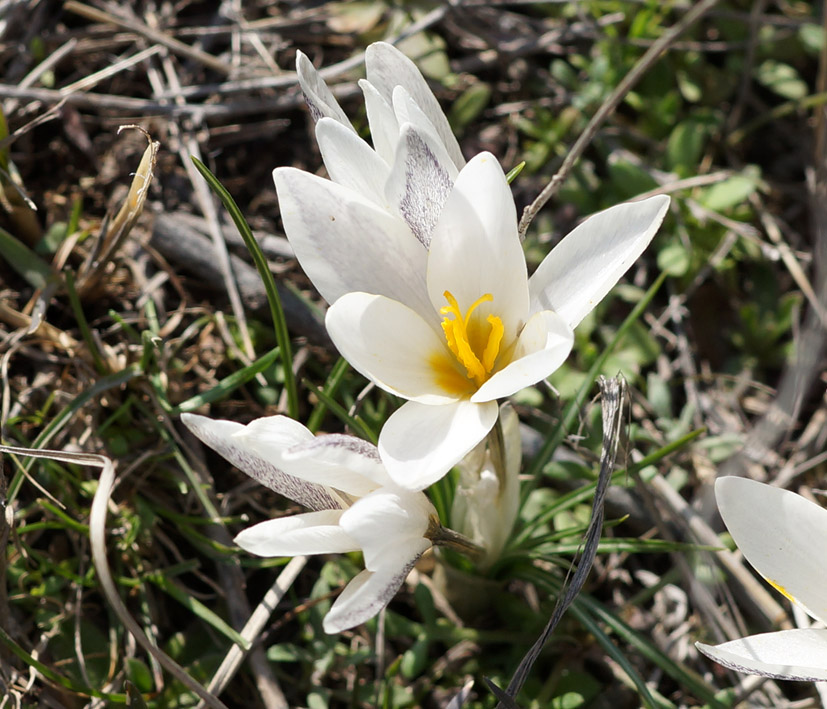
295, 51, 353, 128
365, 42, 465, 170
714, 476, 827, 625
233, 510, 357, 557
321, 538, 430, 634
528, 194, 671, 329
696, 629, 827, 681
180, 413, 343, 512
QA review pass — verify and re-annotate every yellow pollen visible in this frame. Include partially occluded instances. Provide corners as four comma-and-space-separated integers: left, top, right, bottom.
439, 290, 504, 387
767, 578, 797, 604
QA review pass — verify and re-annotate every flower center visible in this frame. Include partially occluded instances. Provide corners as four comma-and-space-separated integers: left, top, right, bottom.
439, 290, 504, 387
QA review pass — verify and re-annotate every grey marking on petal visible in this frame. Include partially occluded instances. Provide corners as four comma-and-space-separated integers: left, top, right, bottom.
399, 131, 453, 248
707, 657, 821, 682
302, 90, 324, 123
182, 414, 344, 512
290, 434, 381, 462
327, 551, 424, 631
696, 643, 824, 682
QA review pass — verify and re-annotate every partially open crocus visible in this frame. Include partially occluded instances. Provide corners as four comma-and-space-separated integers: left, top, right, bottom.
697, 476, 827, 681
293, 41, 463, 246
181, 413, 437, 633
451, 403, 522, 568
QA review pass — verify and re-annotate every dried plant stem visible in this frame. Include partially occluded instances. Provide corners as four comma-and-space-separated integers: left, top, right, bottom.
518, 0, 723, 236
199, 556, 307, 706
64, 1, 232, 76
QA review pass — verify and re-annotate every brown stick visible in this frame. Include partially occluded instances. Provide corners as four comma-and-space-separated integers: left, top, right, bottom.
63, 0, 232, 76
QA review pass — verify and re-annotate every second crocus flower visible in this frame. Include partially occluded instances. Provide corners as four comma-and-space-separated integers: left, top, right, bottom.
181, 413, 437, 633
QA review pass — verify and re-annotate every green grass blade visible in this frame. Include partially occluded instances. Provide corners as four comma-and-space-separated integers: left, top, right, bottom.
0, 223, 56, 289
513, 427, 704, 546
302, 378, 377, 444
568, 600, 669, 709
172, 346, 281, 415
146, 573, 250, 650
522, 272, 668, 499
4, 365, 142, 503
190, 156, 299, 419
0, 624, 129, 703
64, 269, 108, 374
306, 357, 349, 433
574, 593, 727, 708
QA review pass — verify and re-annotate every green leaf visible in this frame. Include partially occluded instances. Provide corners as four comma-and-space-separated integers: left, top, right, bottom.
657, 242, 690, 276
0, 225, 56, 289
666, 118, 709, 173
506, 161, 526, 184
448, 82, 491, 132
676, 70, 702, 103
191, 156, 298, 418
607, 159, 658, 200
755, 60, 808, 100
799, 23, 825, 55
700, 173, 759, 211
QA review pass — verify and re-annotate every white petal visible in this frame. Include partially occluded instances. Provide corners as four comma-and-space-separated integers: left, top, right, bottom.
274, 167, 430, 312
392, 87, 461, 180
427, 152, 529, 341
285, 434, 393, 489
697, 629, 827, 681
322, 537, 430, 633
365, 42, 464, 170
472, 310, 573, 402
326, 292, 459, 404
528, 195, 670, 329
180, 413, 344, 511
235, 419, 378, 497
340, 488, 435, 571
379, 399, 499, 489
234, 510, 357, 557
384, 124, 455, 247
716, 476, 827, 625
295, 51, 354, 129
315, 117, 390, 207
359, 79, 399, 165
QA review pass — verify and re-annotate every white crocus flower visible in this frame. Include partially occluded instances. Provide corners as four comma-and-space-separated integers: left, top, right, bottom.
304, 152, 669, 489
181, 413, 437, 634
451, 403, 521, 568
293, 41, 464, 245
697, 476, 827, 681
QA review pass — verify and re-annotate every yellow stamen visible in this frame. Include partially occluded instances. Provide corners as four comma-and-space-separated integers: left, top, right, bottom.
438, 290, 504, 387
767, 578, 797, 604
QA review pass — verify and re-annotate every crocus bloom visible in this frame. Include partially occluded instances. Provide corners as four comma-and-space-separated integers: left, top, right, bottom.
294, 41, 463, 245
277, 44, 670, 488
181, 413, 437, 633
279, 145, 669, 488
697, 476, 827, 681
